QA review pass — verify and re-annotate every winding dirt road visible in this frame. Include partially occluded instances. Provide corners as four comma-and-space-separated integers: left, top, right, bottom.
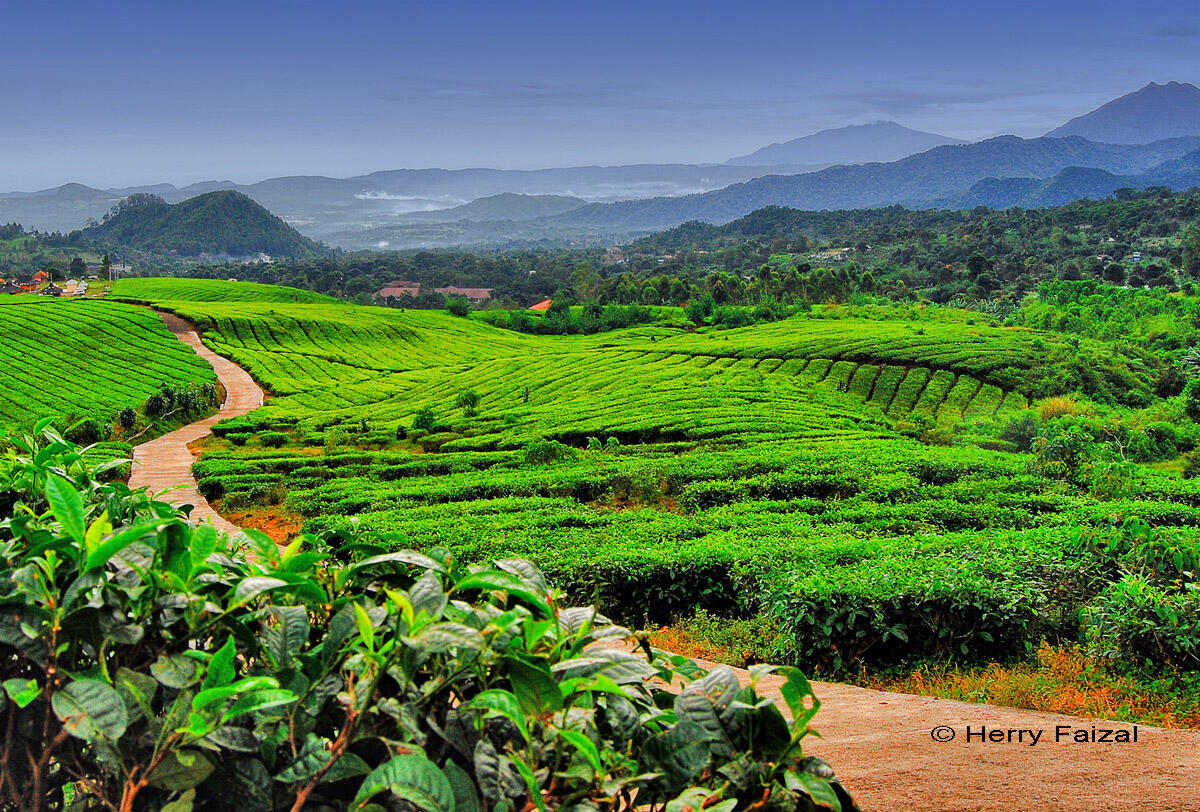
132, 312, 1200, 811
128, 312, 263, 533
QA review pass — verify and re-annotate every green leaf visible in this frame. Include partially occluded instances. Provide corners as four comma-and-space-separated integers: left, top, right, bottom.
350, 550, 447, 575
674, 667, 740, 759
159, 789, 195, 812
454, 571, 549, 615
147, 750, 215, 791
510, 752, 546, 812
3, 678, 39, 708
151, 655, 201, 689
221, 689, 296, 722
444, 760, 482, 812
506, 659, 563, 714
558, 729, 602, 776
264, 606, 310, 667
52, 680, 129, 742
83, 524, 154, 572
353, 602, 376, 650
406, 622, 485, 655
233, 576, 289, 606
352, 753, 456, 812
778, 667, 820, 727
193, 676, 279, 711
45, 475, 85, 544
785, 772, 843, 812
467, 689, 530, 743
201, 637, 237, 691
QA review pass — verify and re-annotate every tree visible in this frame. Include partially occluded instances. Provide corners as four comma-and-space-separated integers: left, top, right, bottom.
445, 295, 470, 316
1183, 223, 1200, 276
68, 256, 86, 278
1185, 377, 1200, 423
100, 252, 112, 279
1102, 263, 1125, 285
455, 388, 481, 416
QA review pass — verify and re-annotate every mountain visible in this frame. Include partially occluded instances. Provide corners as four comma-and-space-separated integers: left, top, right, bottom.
0, 163, 823, 237
543, 135, 1200, 232
727, 121, 966, 166
945, 148, 1200, 209
0, 184, 119, 232
394, 193, 588, 222
1047, 82, 1200, 144
81, 190, 326, 257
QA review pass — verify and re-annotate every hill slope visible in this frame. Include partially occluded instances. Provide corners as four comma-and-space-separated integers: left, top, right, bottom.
727, 121, 965, 166
1047, 81, 1200, 144
82, 191, 326, 257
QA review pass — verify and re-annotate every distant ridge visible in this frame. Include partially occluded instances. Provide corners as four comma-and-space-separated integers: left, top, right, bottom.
727, 121, 966, 167
1047, 81, 1200, 144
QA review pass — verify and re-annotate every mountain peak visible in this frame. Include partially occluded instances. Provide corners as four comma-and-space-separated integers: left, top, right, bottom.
1047, 82, 1200, 144
727, 121, 966, 167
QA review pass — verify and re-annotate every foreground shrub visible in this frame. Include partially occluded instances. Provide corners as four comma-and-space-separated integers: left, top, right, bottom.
0, 423, 857, 812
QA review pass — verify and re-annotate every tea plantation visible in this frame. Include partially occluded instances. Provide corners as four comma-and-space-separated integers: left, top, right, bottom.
0, 297, 215, 428
99, 279, 1199, 679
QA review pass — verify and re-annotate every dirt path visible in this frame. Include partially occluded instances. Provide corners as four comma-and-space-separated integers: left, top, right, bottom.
131, 316, 1200, 810
128, 312, 263, 534
664, 648, 1200, 811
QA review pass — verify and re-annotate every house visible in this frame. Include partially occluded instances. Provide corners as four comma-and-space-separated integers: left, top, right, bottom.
529, 298, 553, 311
61, 280, 79, 295
434, 285, 493, 303
16, 274, 38, 292
43, 283, 63, 297
0, 281, 25, 295
33, 270, 50, 283
377, 280, 421, 299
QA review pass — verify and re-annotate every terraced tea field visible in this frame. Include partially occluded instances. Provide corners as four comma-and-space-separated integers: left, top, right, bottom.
0, 298, 215, 428
113, 281, 1200, 675
113, 277, 339, 304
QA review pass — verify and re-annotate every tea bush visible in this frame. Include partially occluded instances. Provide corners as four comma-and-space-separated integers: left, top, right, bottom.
0, 425, 858, 812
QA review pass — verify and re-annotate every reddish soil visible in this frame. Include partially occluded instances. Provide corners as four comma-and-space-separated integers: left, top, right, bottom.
134, 315, 1200, 811
127, 312, 264, 534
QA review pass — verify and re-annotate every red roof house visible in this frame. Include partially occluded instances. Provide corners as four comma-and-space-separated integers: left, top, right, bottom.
435, 286, 493, 303
377, 280, 421, 299
529, 299, 553, 311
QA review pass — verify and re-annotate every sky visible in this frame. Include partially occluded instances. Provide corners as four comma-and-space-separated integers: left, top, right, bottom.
2, 0, 1198, 190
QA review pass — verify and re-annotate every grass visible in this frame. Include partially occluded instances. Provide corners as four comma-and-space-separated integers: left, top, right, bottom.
859, 643, 1200, 729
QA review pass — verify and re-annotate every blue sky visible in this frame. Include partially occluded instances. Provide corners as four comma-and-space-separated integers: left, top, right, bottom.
2, 0, 1198, 189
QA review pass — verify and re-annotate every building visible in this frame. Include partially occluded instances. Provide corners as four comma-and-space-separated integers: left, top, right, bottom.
0, 281, 25, 295
434, 285, 493, 303
377, 280, 421, 299
43, 284, 63, 297
529, 298, 553, 311
16, 274, 38, 292
33, 270, 50, 283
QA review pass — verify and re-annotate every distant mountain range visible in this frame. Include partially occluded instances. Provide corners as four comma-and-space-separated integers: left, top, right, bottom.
4, 81, 1200, 249
82, 191, 326, 258
727, 121, 965, 166
540, 135, 1200, 232
1047, 81, 1200, 144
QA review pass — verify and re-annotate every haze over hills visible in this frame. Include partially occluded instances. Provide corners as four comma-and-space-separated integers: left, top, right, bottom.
1047, 81, 1200, 144
82, 190, 326, 258
727, 121, 966, 166
391, 193, 588, 222
4, 81, 1200, 250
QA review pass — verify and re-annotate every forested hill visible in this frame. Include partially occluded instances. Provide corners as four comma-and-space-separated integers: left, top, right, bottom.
80, 190, 327, 258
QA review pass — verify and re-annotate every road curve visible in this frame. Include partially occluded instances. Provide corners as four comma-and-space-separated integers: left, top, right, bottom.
128, 312, 263, 533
